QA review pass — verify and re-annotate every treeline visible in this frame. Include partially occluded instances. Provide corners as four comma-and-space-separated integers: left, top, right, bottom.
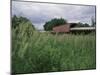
12, 15, 96, 32
43, 18, 95, 31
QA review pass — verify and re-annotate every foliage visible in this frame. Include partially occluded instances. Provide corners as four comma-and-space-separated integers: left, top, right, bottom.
44, 18, 67, 31
12, 15, 36, 38
91, 17, 96, 27
12, 30, 96, 74
76, 22, 90, 27
12, 16, 96, 74
12, 15, 35, 29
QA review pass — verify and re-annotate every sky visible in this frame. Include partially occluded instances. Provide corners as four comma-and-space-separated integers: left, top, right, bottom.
12, 1, 96, 30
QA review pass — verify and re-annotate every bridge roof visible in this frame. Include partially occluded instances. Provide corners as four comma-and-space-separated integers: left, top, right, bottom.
70, 27, 95, 30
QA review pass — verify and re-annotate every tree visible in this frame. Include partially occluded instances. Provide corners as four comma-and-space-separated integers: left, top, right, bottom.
83, 23, 90, 27
91, 17, 96, 27
12, 15, 19, 28
12, 15, 35, 37
12, 15, 35, 29
44, 18, 67, 31
76, 22, 90, 27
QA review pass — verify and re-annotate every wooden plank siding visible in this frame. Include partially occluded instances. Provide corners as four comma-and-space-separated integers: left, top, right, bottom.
52, 24, 95, 33
53, 24, 70, 33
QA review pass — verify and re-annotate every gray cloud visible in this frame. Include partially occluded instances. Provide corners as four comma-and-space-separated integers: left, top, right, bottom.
12, 1, 96, 30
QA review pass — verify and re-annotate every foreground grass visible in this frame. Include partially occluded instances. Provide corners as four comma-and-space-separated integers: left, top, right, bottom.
12, 30, 96, 74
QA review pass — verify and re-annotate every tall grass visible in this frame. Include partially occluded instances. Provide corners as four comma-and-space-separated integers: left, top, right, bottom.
12, 26, 96, 74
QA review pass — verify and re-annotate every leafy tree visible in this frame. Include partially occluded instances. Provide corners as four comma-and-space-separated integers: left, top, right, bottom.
83, 23, 90, 27
76, 22, 90, 27
12, 15, 28, 28
12, 15, 35, 29
91, 17, 96, 27
12, 15, 35, 37
44, 18, 67, 31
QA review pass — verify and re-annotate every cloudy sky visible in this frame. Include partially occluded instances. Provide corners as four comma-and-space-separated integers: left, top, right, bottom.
12, 1, 96, 30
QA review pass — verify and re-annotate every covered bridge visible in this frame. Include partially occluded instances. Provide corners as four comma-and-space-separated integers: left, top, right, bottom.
52, 23, 95, 33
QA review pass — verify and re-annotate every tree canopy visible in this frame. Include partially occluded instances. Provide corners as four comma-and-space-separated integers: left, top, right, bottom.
12, 15, 35, 29
12, 15, 35, 37
77, 22, 90, 27
91, 17, 96, 27
44, 18, 67, 31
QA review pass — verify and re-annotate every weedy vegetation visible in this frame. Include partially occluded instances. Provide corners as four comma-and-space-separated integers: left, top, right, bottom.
12, 16, 96, 74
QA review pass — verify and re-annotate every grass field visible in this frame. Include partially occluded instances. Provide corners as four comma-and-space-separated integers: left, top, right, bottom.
12, 30, 96, 74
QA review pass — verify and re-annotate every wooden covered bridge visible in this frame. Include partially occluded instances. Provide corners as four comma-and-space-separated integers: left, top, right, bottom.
52, 24, 95, 33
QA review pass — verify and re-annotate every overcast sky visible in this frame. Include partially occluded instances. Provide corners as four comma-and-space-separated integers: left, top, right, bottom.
12, 1, 96, 30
